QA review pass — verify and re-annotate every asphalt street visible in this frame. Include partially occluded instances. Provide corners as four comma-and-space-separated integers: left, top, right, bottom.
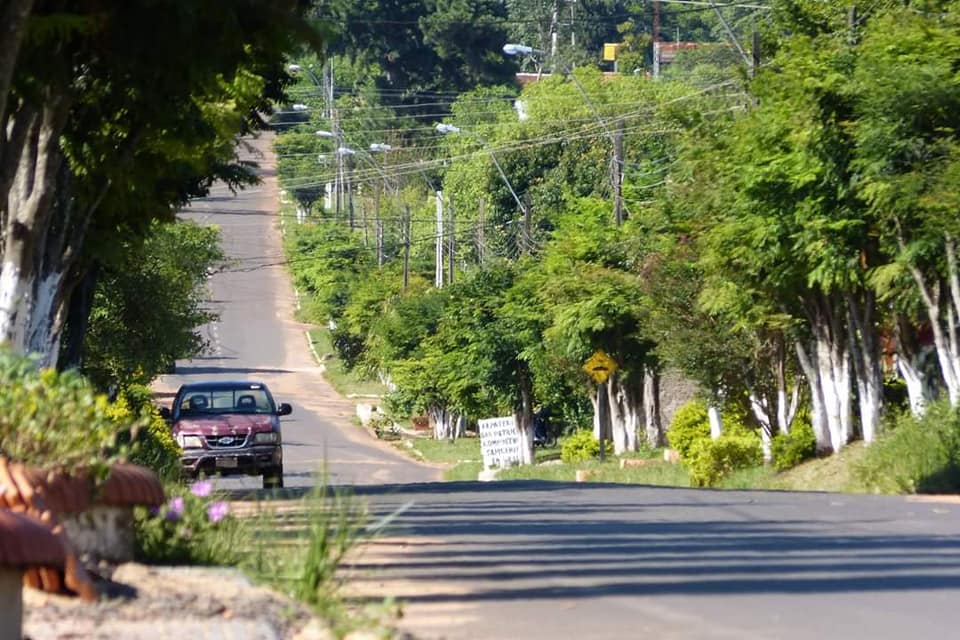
160, 133, 960, 639
156, 134, 438, 488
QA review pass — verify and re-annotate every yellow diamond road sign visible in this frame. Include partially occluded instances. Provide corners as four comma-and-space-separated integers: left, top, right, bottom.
583, 350, 618, 384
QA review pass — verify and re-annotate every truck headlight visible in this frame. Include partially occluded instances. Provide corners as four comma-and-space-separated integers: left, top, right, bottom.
254, 432, 279, 444
176, 434, 204, 449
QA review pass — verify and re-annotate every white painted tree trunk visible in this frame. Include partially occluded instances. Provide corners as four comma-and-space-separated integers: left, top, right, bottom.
642, 365, 663, 447
429, 405, 452, 440
1, 95, 97, 365
748, 392, 774, 463
606, 376, 639, 455
905, 234, 960, 407
796, 340, 832, 453
846, 293, 883, 444
816, 335, 851, 452
515, 373, 536, 465
707, 404, 723, 440
897, 354, 932, 417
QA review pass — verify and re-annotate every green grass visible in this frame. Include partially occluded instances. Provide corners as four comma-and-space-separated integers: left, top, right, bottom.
400, 435, 691, 485
393, 432, 885, 493
307, 328, 387, 398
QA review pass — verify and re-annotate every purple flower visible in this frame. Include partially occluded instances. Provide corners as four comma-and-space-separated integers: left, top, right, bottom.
190, 480, 213, 498
149, 505, 161, 516
165, 496, 185, 522
207, 501, 230, 523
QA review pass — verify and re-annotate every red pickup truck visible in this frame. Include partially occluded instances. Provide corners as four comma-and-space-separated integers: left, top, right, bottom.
162, 380, 292, 488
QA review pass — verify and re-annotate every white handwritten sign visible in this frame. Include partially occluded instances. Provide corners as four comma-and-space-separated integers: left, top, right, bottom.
478, 416, 524, 469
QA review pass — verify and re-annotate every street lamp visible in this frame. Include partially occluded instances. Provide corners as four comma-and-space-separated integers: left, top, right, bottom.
502, 42, 627, 225
434, 123, 526, 216
502, 44, 534, 57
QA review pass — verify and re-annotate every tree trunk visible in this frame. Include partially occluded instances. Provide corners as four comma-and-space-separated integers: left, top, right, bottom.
59, 263, 98, 371
748, 391, 774, 463
796, 339, 832, 453
846, 291, 883, 443
642, 364, 663, 447
607, 374, 639, 455
0, 0, 34, 129
904, 233, 960, 406
0, 94, 75, 362
429, 404, 451, 440
515, 370, 535, 464
799, 293, 852, 452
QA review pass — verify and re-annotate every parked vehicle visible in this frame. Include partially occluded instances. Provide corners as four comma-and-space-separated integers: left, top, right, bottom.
161, 380, 292, 488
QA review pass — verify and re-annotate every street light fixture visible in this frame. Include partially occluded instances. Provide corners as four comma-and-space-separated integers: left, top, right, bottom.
369, 143, 392, 153
502, 44, 534, 57
291, 103, 308, 111
314, 130, 335, 138
502, 43, 627, 225
435, 123, 526, 216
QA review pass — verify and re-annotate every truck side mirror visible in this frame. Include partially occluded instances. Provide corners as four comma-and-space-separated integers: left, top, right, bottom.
159, 407, 172, 422
277, 402, 292, 416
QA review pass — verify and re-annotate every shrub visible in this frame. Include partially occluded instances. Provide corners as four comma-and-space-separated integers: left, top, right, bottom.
854, 401, 960, 494
561, 429, 611, 464
134, 479, 242, 565
107, 386, 181, 482
0, 348, 126, 477
666, 400, 711, 459
771, 418, 817, 471
686, 432, 762, 487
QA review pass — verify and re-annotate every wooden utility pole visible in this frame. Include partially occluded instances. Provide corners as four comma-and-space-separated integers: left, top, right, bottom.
612, 119, 624, 226
447, 195, 455, 285
403, 206, 411, 292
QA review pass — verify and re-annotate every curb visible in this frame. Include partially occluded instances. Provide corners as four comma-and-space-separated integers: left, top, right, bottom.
304, 330, 326, 372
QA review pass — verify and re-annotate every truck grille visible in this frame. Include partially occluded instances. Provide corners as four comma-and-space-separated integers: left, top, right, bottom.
206, 434, 248, 448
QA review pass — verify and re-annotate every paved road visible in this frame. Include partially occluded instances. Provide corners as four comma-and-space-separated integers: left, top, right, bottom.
156, 134, 439, 488
159, 133, 960, 639
347, 482, 960, 639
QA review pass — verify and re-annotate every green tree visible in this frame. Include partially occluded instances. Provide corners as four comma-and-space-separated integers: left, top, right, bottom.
0, 0, 320, 364
80, 221, 224, 389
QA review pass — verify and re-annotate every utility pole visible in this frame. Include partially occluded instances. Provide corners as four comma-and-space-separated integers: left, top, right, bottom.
346, 152, 354, 228
447, 195, 455, 285
612, 119, 624, 226
653, 0, 660, 47
550, 1, 559, 71
435, 190, 444, 288
570, 0, 576, 48
360, 200, 368, 246
848, 5, 858, 44
377, 217, 384, 268
332, 108, 342, 217
522, 194, 533, 255
403, 206, 411, 292
477, 197, 486, 266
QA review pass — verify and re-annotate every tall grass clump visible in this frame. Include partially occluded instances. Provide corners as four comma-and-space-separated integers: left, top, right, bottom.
244, 479, 368, 623
855, 401, 960, 494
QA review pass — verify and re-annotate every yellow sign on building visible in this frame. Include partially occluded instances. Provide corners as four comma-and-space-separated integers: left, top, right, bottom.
583, 350, 618, 383
603, 43, 623, 62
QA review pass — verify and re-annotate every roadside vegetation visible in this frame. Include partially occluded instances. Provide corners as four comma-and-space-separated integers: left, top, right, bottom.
279, 0, 960, 498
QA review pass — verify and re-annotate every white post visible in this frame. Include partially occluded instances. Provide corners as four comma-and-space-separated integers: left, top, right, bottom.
435, 190, 444, 288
